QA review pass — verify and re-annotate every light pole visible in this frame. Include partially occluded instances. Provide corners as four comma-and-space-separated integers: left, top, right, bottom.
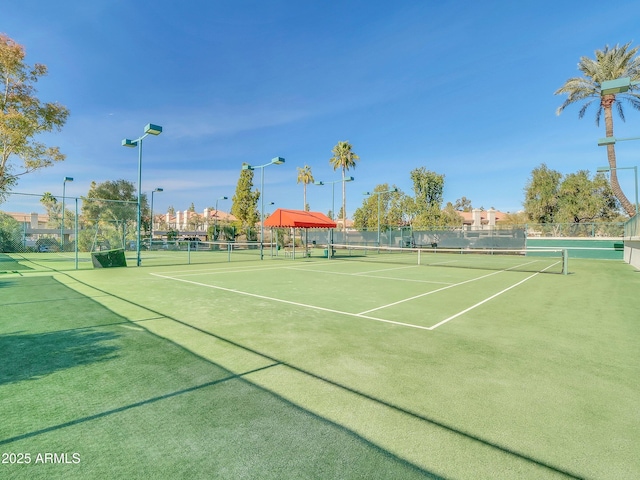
242, 156, 285, 259
315, 177, 354, 247
61, 176, 73, 251
314, 177, 354, 221
598, 135, 640, 216
214, 195, 228, 240
150, 187, 163, 242
364, 187, 398, 246
122, 123, 163, 266
597, 165, 639, 216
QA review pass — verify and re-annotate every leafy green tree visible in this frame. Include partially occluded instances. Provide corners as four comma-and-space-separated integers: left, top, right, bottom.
555, 171, 619, 223
524, 165, 621, 225
499, 211, 528, 226
296, 165, 314, 211
555, 42, 640, 216
0, 211, 22, 252
82, 179, 147, 249
353, 194, 376, 230
441, 202, 464, 226
231, 164, 259, 238
329, 141, 359, 229
524, 164, 562, 223
40, 192, 60, 227
353, 184, 402, 231
0, 34, 70, 200
39, 192, 75, 231
454, 196, 473, 212
336, 206, 345, 226
410, 167, 445, 227
187, 213, 204, 230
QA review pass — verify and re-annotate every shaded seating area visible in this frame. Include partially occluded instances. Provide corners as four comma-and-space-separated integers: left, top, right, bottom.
263, 209, 336, 258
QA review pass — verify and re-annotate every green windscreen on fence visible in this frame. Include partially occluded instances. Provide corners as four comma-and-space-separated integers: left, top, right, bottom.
328, 244, 568, 274
91, 248, 127, 268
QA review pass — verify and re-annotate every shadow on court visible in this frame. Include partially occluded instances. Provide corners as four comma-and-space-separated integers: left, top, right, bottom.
55, 273, 585, 480
0, 273, 444, 479
0, 329, 120, 386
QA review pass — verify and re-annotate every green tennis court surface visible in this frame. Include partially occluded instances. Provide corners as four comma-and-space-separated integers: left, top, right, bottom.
1, 255, 638, 479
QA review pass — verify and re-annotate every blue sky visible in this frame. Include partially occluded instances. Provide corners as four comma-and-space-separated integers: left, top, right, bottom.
4, 0, 640, 217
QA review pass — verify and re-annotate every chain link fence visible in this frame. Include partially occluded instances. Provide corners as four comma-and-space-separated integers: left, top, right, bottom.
0, 191, 627, 268
0, 191, 138, 254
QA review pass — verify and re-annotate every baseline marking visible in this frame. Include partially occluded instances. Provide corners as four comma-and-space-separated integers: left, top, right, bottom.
357, 266, 516, 315
359, 260, 544, 315
427, 261, 560, 330
150, 272, 434, 331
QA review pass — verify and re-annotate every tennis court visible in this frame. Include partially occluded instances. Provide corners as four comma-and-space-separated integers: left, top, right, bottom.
1, 251, 638, 479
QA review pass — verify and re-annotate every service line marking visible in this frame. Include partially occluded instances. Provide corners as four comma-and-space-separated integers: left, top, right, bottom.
150, 272, 434, 331
427, 261, 560, 330
285, 266, 454, 285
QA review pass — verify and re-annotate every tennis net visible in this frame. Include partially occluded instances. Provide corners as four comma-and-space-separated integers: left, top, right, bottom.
328, 244, 568, 274
139, 240, 280, 266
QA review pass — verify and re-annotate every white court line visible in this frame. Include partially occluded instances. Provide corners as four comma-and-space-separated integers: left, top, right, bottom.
152, 258, 556, 332
158, 262, 453, 285
357, 258, 544, 315
285, 266, 454, 285
150, 272, 434, 331
153, 263, 288, 277
353, 265, 417, 275
427, 261, 560, 330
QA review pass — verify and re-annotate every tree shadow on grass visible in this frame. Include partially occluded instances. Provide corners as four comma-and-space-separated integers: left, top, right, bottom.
0, 329, 120, 385
0, 253, 33, 272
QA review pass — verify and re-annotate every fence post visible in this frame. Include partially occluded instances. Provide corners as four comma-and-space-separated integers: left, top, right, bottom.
75, 198, 79, 270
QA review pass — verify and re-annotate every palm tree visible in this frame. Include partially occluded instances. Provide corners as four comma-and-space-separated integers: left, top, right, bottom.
296, 165, 314, 211
329, 141, 360, 229
40, 191, 59, 227
555, 42, 640, 217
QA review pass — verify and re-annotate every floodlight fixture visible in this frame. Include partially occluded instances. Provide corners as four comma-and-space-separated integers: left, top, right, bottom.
240, 157, 285, 258
121, 122, 163, 266
600, 77, 640, 95
144, 123, 163, 135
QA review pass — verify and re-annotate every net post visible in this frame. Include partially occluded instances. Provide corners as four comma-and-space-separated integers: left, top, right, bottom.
562, 248, 568, 275
417, 248, 421, 265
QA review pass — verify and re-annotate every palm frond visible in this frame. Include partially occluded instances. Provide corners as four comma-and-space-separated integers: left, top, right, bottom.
556, 42, 640, 124
615, 101, 625, 122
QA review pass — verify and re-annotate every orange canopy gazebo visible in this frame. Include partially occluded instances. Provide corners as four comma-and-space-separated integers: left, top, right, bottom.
263, 209, 336, 258
263, 209, 336, 229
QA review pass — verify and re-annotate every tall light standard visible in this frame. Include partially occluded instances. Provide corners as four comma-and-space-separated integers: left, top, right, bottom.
598, 76, 640, 217
315, 177, 354, 246
242, 156, 285, 259
314, 177, 354, 221
150, 187, 163, 241
61, 176, 73, 251
597, 165, 639, 216
122, 123, 163, 266
364, 187, 398, 246
598, 135, 640, 216
214, 195, 228, 240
